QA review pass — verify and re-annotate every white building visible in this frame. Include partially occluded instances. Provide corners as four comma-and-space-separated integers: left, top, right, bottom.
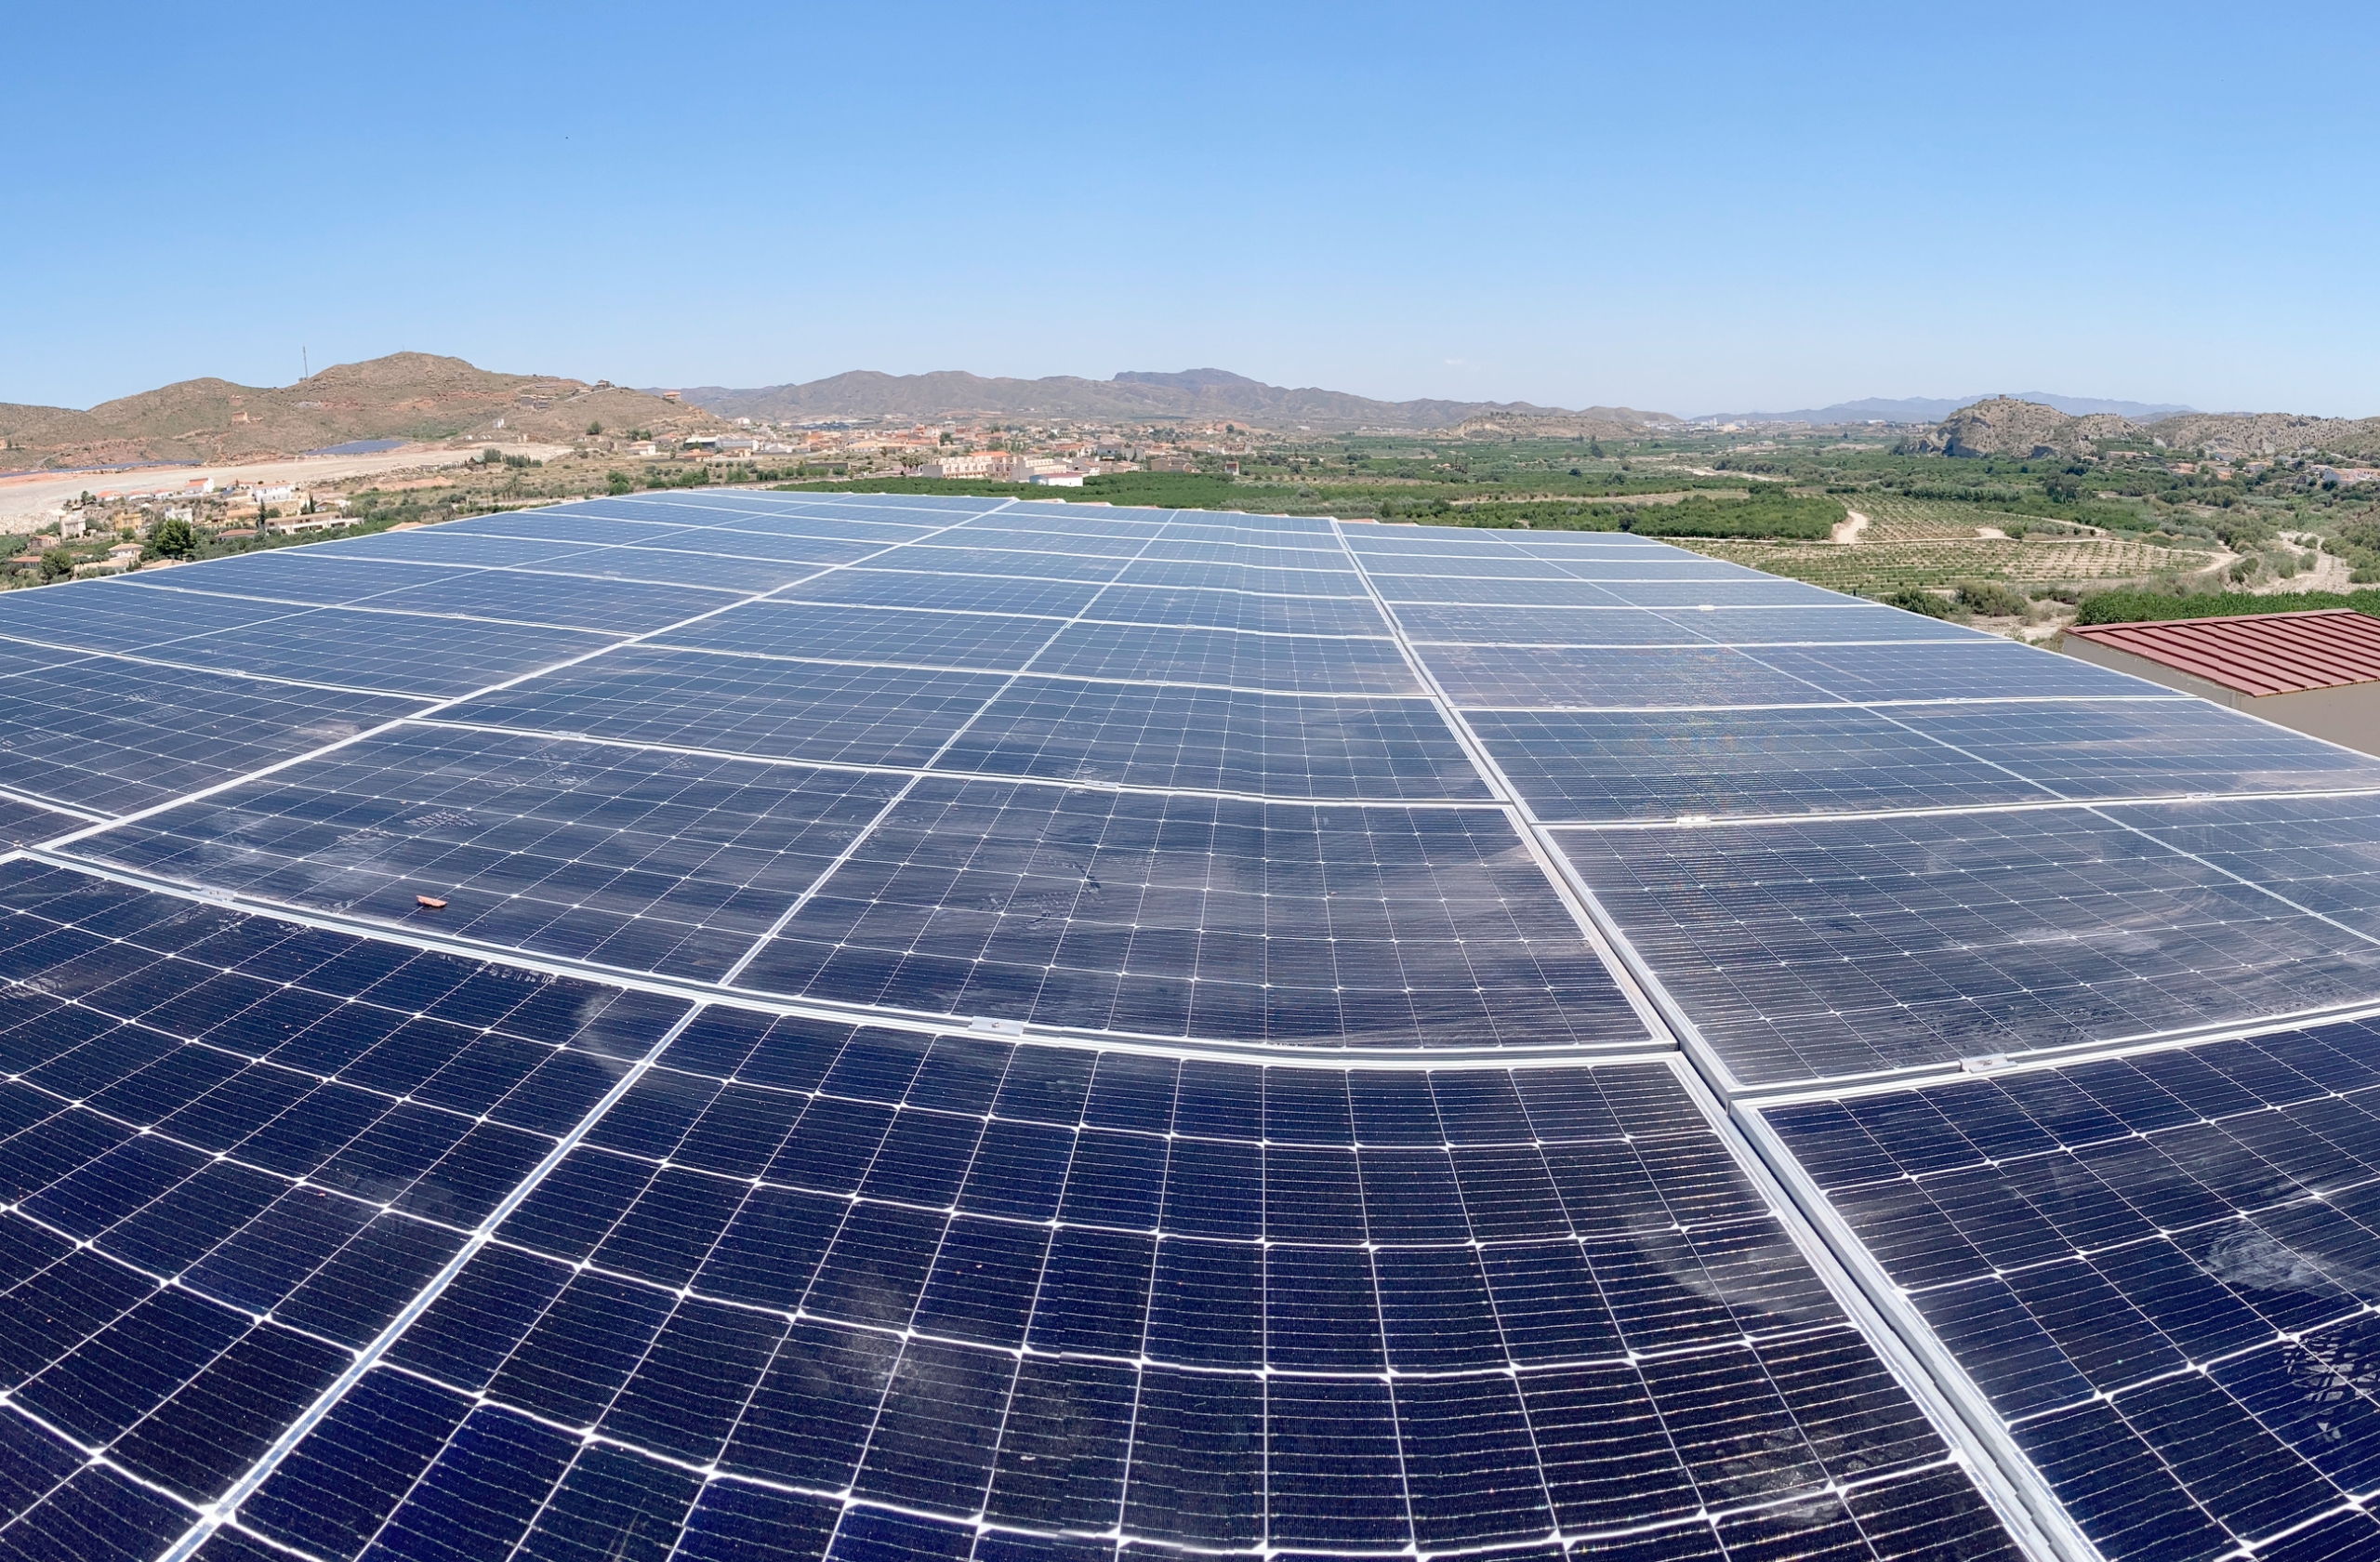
919, 452, 1018, 480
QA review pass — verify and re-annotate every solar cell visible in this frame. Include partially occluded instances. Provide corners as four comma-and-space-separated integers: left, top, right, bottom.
1667, 606, 1986, 645
1394, 604, 1742, 646
1021, 620, 1421, 695
1473, 707, 2058, 821
2133, 792, 2380, 931
1367, 574, 1624, 605
1551, 561, 1774, 581
0, 656, 422, 815
1750, 640, 2160, 701
312, 529, 635, 569
702, 510, 956, 545
567, 543, 850, 591
1420, 643, 1843, 708
0, 579, 302, 655
1890, 698, 2380, 799
1399, 602, 1985, 650
1080, 582, 1395, 635
652, 599, 1067, 669
730, 779, 1633, 1043
0, 793, 85, 844
443, 644, 1012, 766
952, 527, 1153, 557
439, 510, 707, 547
345, 569, 739, 634
1593, 579, 1847, 607
877, 545, 1131, 583
1134, 536, 1351, 566
783, 567, 1109, 617
121, 552, 481, 607
79, 725, 905, 980
932, 682, 1488, 799
135, 607, 622, 698
0, 860, 687, 1543
1115, 559, 1370, 596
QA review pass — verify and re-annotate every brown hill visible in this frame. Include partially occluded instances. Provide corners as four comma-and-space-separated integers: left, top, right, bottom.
0, 352, 723, 469
667, 368, 1681, 433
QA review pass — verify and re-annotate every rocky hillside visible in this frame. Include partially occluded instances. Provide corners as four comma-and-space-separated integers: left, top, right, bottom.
0, 353, 725, 470
1894, 397, 2136, 457
668, 367, 1680, 433
2149, 410, 2380, 460
1899, 395, 2380, 461
1451, 408, 1687, 442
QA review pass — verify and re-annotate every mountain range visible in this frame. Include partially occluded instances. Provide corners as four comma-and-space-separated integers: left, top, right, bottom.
661, 368, 1676, 434
13, 354, 2372, 474
1699, 393, 2198, 424
0, 354, 722, 470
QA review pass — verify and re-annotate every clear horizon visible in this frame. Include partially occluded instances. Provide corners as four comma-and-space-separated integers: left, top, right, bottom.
9, 0, 2375, 419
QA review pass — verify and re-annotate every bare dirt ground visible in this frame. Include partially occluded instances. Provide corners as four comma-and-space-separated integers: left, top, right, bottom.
1829, 509, 1869, 545
0, 443, 573, 531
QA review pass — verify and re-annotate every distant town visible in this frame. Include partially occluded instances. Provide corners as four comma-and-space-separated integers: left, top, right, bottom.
660, 405, 1251, 486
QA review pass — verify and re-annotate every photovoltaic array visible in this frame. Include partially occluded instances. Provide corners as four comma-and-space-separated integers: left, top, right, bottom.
5, 489, 2380, 1561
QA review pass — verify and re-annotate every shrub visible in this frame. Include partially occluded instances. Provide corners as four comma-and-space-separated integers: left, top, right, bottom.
1952, 577, 2030, 616
1884, 587, 1960, 619
1627, 487, 1843, 541
2074, 587, 2380, 626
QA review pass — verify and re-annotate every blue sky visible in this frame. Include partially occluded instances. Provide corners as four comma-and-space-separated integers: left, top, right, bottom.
9, 1, 2375, 417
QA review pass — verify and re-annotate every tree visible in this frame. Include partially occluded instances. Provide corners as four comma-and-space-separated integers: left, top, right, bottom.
38, 549, 73, 583
587, 421, 603, 436
606, 470, 635, 496
142, 516, 199, 562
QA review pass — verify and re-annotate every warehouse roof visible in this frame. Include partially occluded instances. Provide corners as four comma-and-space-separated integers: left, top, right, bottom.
2065, 605, 2380, 695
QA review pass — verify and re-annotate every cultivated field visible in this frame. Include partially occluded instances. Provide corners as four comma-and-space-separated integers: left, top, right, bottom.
1675, 534, 2218, 595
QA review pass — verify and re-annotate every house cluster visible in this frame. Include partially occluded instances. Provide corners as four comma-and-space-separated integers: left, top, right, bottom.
638, 408, 1254, 483
909, 451, 1099, 487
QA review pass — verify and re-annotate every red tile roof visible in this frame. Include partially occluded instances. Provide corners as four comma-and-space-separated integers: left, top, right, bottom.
2067, 608, 2380, 697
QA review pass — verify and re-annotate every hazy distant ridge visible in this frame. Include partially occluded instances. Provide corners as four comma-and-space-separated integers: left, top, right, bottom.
664, 368, 1678, 431
1700, 392, 2197, 424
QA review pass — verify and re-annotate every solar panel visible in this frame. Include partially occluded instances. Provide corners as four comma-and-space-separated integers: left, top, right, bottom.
18, 487, 2380, 1559
1756, 1021, 2380, 1561
156, 999, 2022, 1561
1559, 809, 2380, 1086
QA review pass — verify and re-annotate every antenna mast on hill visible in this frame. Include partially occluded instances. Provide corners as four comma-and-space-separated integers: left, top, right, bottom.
302, 347, 310, 380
